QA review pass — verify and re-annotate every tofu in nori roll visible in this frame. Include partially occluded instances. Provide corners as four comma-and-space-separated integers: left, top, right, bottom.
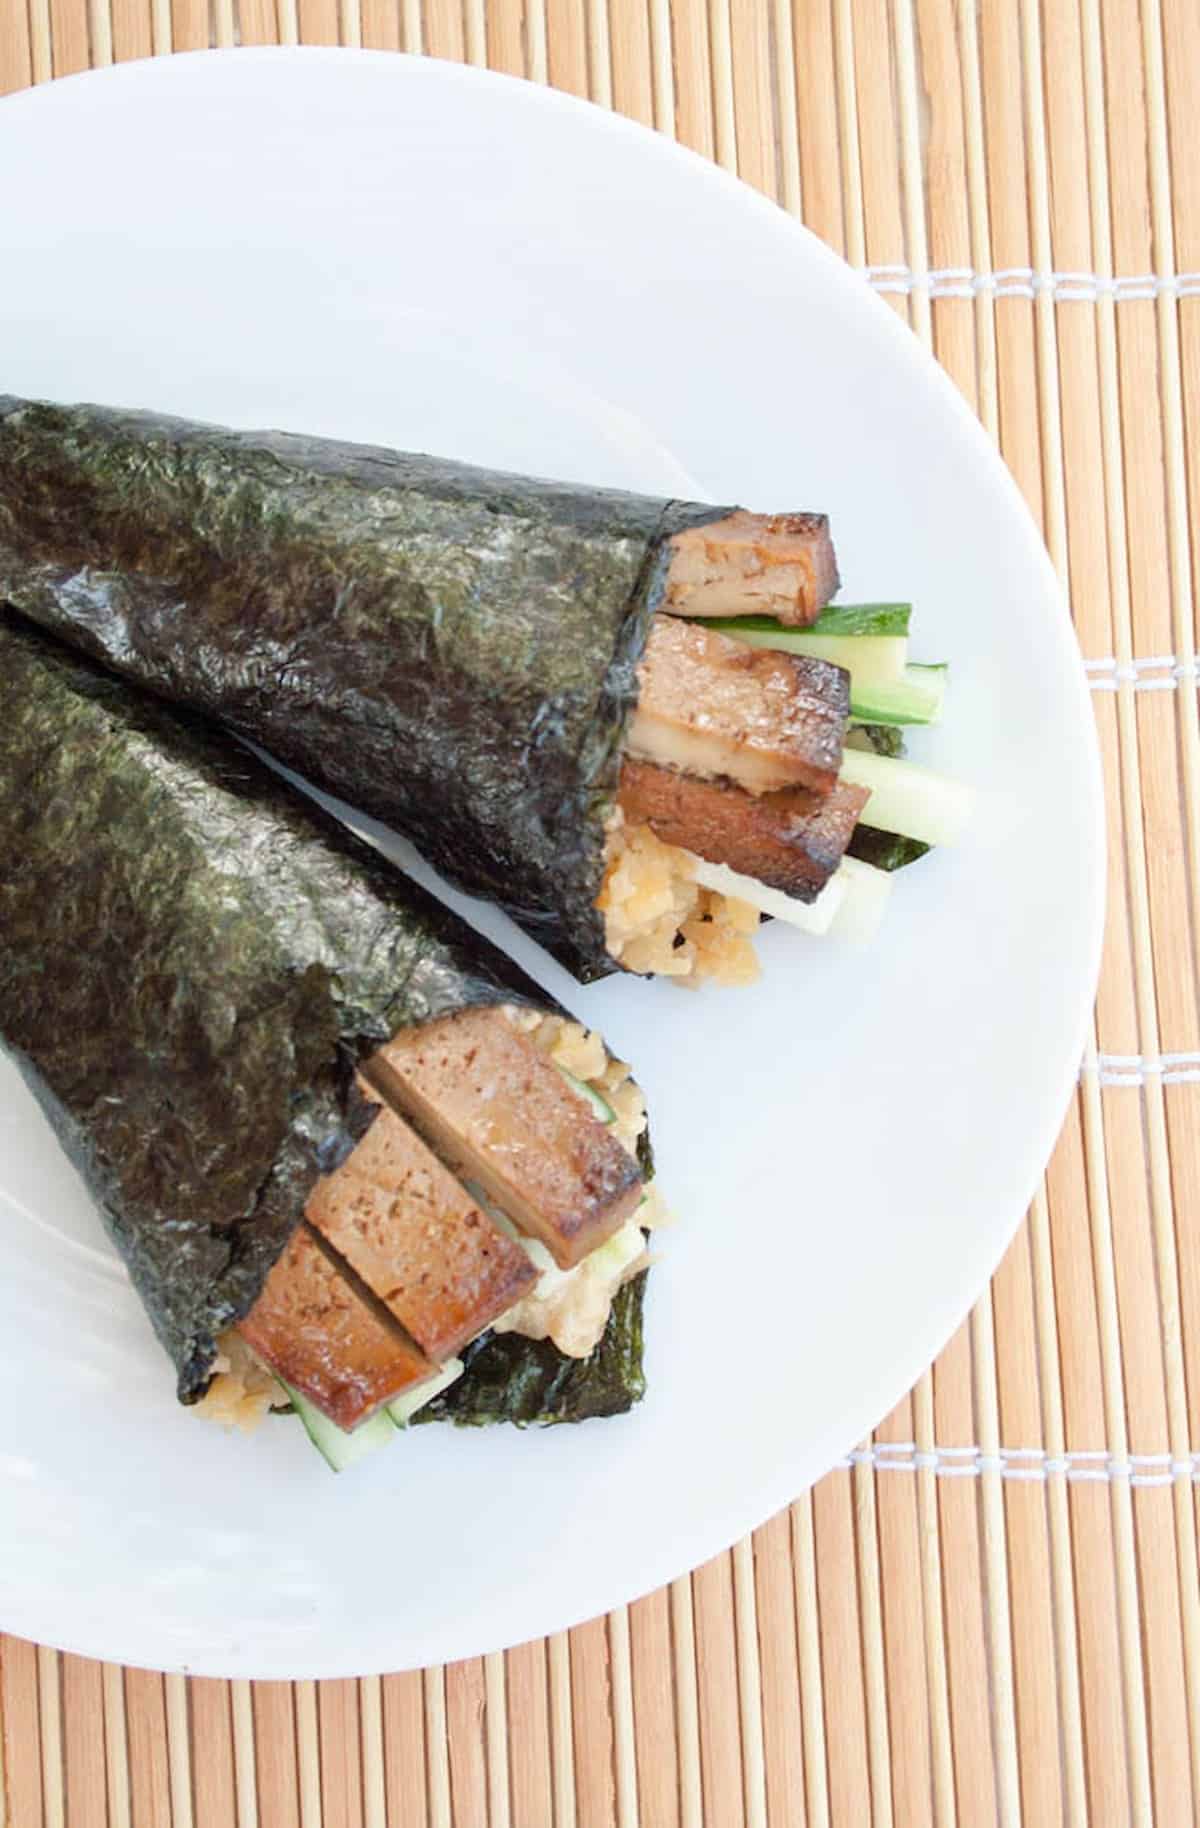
0, 397, 969, 989
0, 614, 666, 1470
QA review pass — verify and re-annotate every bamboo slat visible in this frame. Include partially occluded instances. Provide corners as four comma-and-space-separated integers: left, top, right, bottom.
192, 1680, 237, 1828
2, 1639, 43, 1828
253, 1684, 301, 1828
380, 1674, 426, 1828
62, 1658, 106, 1828
752, 1513, 805, 1828
568, 1623, 614, 1828
124, 1670, 171, 1828
443, 1663, 488, 1828
668, 1579, 702, 1828
317, 1680, 365, 1828
811, 1473, 870, 1828
505, 1639, 553, 1828
3, 1, 1200, 1822
546, 0, 587, 97
628, 1590, 677, 1828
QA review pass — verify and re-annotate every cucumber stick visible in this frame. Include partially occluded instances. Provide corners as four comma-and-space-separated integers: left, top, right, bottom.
702, 608, 947, 727
686, 852, 848, 933
809, 602, 912, 638
706, 603, 912, 638
555, 1065, 616, 1124
828, 857, 892, 942
849, 664, 946, 726
705, 622, 908, 694
284, 1358, 468, 1466
388, 1359, 464, 1428
687, 852, 889, 941
284, 1384, 395, 1473
840, 748, 970, 845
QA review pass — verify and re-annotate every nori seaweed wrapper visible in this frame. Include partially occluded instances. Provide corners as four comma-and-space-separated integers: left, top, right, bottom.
849, 723, 908, 759
417, 1272, 647, 1428
846, 827, 931, 871
0, 396, 729, 981
0, 612, 647, 1422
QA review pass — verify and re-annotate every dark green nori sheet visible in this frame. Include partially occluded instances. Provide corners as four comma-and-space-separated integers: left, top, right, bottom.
0, 612, 647, 1421
0, 397, 728, 982
846, 827, 932, 871
418, 1273, 647, 1427
850, 722, 908, 759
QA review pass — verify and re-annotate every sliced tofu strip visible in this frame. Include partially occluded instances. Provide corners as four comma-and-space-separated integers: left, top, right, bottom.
628, 616, 848, 796
306, 1093, 537, 1362
364, 1008, 644, 1271
618, 759, 869, 901
664, 510, 839, 625
238, 1226, 434, 1431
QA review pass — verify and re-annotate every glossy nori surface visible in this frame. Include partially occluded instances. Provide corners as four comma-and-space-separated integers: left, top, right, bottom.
849, 722, 909, 759
0, 614, 647, 1419
419, 1273, 647, 1426
0, 397, 726, 980
845, 826, 932, 871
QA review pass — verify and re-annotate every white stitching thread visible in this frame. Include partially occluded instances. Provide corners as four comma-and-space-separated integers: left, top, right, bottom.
1084, 657, 1183, 672
1086, 656, 1199, 692
862, 264, 1200, 301
842, 1445, 1200, 1485
1089, 1053, 1200, 1088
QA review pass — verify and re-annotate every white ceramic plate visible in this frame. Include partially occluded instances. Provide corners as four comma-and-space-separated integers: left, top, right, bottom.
0, 48, 1103, 1678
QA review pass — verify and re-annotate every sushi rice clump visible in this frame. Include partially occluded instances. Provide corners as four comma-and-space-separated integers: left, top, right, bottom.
596, 811, 761, 985
192, 1334, 288, 1432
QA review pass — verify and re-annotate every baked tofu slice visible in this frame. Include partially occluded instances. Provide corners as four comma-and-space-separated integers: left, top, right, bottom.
628, 616, 848, 796
664, 510, 839, 626
619, 759, 869, 901
306, 1095, 536, 1362
238, 1226, 434, 1430
365, 1009, 643, 1270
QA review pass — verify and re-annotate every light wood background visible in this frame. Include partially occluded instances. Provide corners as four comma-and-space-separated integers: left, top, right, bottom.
2, 0, 1199, 1822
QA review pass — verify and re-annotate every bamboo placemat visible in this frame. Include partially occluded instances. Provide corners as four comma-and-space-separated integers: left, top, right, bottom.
1, 1, 1197, 1821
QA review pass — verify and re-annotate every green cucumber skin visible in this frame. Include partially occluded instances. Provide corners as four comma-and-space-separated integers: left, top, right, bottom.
812, 602, 912, 637
849, 708, 931, 727
286, 1385, 395, 1472
838, 748, 970, 846
700, 611, 946, 726
703, 602, 912, 639
555, 1065, 616, 1124
705, 625, 908, 702
850, 665, 947, 727
700, 610, 948, 725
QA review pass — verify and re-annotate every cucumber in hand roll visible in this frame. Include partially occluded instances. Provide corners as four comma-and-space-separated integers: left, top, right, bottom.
0, 613, 665, 1469
0, 396, 966, 988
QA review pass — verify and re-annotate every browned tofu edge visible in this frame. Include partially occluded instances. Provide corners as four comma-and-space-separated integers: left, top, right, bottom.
619, 759, 869, 899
